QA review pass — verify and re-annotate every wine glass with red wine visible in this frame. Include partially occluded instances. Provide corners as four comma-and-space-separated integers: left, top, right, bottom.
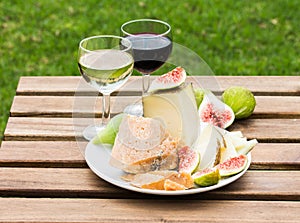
121, 19, 172, 93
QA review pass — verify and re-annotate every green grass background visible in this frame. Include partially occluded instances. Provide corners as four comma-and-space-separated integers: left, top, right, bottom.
1, 0, 299, 141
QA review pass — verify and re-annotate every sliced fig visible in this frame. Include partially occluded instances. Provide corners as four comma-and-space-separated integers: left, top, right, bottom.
217, 154, 248, 177
178, 146, 200, 174
198, 90, 235, 128
192, 168, 220, 187
148, 67, 186, 92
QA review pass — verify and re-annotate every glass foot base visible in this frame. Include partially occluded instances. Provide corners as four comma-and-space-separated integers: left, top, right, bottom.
82, 124, 105, 141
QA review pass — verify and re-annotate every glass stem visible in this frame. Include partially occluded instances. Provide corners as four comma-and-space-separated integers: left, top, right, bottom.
142, 73, 150, 94
102, 93, 111, 126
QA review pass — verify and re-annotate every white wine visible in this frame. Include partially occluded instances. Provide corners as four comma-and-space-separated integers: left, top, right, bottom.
78, 49, 134, 94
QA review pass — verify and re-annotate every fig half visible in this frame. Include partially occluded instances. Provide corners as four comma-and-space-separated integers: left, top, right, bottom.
198, 90, 235, 129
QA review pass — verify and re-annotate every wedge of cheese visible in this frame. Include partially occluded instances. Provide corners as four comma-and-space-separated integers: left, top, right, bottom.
143, 83, 199, 147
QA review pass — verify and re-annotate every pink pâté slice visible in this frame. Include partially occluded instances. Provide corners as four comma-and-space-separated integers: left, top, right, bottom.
192, 168, 220, 187
148, 67, 187, 92
217, 154, 248, 177
178, 146, 200, 174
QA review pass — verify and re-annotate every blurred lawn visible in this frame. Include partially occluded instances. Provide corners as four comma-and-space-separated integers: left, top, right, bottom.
0, 0, 299, 141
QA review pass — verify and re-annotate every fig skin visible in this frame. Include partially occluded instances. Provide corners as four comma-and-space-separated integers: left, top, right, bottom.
194, 88, 205, 108
222, 86, 256, 119
192, 168, 220, 187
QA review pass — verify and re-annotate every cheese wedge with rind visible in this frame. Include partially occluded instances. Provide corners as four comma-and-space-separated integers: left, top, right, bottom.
143, 83, 199, 147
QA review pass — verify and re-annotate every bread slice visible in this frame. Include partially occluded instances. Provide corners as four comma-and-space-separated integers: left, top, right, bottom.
110, 115, 179, 174
130, 170, 194, 190
130, 173, 166, 190
164, 179, 186, 191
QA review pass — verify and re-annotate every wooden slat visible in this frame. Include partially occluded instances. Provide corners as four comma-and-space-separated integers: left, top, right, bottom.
9, 95, 300, 118
17, 76, 300, 96
0, 141, 299, 169
254, 96, 300, 118
10, 96, 140, 117
0, 168, 299, 200
229, 118, 300, 142
4, 117, 86, 141
0, 141, 87, 167
16, 76, 85, 94
250, 143, 300, 170
16, 76, 142, 96
0, 198, 299, 223
4, 117, 300, 142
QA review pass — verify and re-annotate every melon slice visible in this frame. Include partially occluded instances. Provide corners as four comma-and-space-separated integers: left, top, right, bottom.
192, 124, 224, 170
236, 139, 258, 155
215, 127, 258, 155
220, 134, 238, 163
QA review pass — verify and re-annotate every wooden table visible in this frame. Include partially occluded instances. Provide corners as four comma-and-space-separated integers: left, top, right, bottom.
0, 76, 299, 222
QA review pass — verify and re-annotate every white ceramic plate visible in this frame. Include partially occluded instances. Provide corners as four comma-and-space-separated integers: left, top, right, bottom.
85, 139, 251, 195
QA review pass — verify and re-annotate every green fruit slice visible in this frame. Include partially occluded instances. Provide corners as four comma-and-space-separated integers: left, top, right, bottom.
93, 113, 126, 145
217, 154, 248, 177
192, 168, 220, 187
193, 88, 205, 108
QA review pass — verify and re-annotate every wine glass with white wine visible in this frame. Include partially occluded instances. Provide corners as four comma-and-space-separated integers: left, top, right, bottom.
78, 35, 134, 141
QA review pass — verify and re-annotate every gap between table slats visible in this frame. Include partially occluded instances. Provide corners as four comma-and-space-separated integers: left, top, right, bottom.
16, 76, 300, 96
0, 198, 299, 222
0, 141, 299, 169
9, 95, 300, 118
0, 168, 299, 200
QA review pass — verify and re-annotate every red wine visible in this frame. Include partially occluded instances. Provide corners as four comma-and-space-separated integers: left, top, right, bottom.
125, 33, 172, 74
